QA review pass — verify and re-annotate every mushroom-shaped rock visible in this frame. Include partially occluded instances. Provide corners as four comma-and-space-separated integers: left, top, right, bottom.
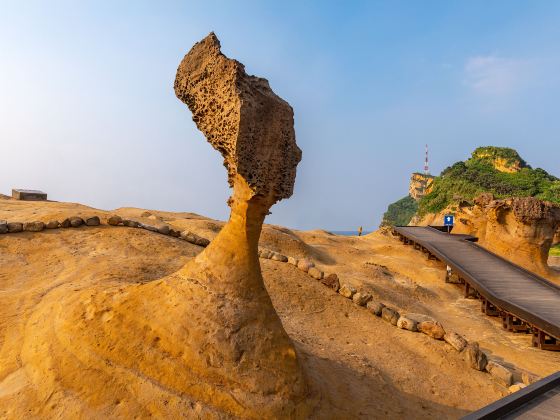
23, 33, 311, 419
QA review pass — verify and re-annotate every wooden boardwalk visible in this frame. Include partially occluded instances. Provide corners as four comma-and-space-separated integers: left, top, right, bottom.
393, 226, 560, 350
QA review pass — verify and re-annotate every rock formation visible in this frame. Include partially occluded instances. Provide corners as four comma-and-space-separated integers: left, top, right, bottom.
408, 173, 434, 201
418, 194, 560, 280
17, 33, 310, 418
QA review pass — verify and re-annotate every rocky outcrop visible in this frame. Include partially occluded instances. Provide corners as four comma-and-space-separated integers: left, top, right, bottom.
409, 173, 434, 201
418, 194, 560, 280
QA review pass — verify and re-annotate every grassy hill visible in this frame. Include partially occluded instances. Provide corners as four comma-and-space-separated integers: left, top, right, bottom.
382, 146, 560, 226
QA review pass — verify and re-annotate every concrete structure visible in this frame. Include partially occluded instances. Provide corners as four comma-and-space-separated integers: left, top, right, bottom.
12, 189, 47, 201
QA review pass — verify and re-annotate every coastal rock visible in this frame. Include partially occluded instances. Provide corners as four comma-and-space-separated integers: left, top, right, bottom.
169, 229, 181, 237
444, 332, 468, 352
418, 320, 445, 340
7, 222, 23, 233
366, 300, 385, 316
172, 32, 308, 415
271, 252, 288, 262
465, 342, 488, 371
321, 273, 340, 291
45, 220, 60, 229
0, 221, 7, 234
308, 267, 323, 280
157, 225, 171, 235
339, 284, 357, 299
60, 218, 71, 228
195, 237, 210, 247
297, 259, 314, 273
107, 215, 123, 226
287, 256, 298, 266
23, 221, 45, 232
397, 316, 418, 332
85, 216, 100, 226
69, 217, 84, 228
404, 313, 436, 324
140, 223, 159, 233
381, 307, 400, 326
352, 292, 372, 306
487, 361, 513, 387
123, 219, 140, 228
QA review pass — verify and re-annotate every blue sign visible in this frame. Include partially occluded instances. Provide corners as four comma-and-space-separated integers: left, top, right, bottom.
444, 215, 454, 226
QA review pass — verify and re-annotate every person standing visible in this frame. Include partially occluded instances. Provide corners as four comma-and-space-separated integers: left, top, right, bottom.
358, 226, 363, 236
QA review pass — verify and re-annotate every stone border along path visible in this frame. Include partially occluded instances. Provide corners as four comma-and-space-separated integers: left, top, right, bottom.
258, 247, 542, 394
0, 216, 540, 393
0, 215, 211, 247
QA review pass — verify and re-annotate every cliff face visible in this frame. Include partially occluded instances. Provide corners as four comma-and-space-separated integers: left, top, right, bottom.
417, 194, 560, 281
408, 173, 434, 201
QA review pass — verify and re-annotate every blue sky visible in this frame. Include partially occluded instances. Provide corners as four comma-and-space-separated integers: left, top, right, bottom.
1, 1, 559, 230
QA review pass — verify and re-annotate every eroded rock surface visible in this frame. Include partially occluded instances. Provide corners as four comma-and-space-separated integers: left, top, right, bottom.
174, 32, 301, 202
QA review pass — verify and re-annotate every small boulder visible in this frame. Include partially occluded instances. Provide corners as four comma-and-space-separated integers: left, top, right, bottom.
7, 222, 23, 233
404, 313, 436, 324
195, 237, 210, 247
352, 292, 372, 307
487, 361, 513, 387
339, 284, 357, 299
140, 223, 159, 233
60, 218, 71, 228
259, 248, 272, 260
157, 225, 171, 235
271, 252, 288, 262
85, 216, 100, 226
23, 221, 45, 232
509, 383, 526, 394
287, 256, 298, 266
45, 220, 60, 229
366, 300, 385, 316
123, 219, 140, 228
181, 231, 197, 244
397, 316, 418, 332
522, 372, 540, 385
107, 215, 123, 226
444, 332, 468, 352
308, 267, 324, 280
381, 307, 400, 326
297, 259, 315, 273
465, 342, 488, 371
0, 221, 7, 234
321, 273, 340, 292
418, 320, 446, 340
169, 229, 181, 237
69, 217, 84, 228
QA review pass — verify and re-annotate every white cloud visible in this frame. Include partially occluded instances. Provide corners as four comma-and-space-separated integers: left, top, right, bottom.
464, 55, 528, 95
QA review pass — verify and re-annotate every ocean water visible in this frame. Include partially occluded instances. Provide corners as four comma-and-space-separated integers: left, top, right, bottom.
330, 230, 372, 236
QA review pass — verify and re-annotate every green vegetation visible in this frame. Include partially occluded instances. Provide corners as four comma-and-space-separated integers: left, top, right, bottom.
381, 195, 418, 226
471, 146, 527, 168
551, 244, 560, 256
381, 146, 560, 226
417, 147, 560, 216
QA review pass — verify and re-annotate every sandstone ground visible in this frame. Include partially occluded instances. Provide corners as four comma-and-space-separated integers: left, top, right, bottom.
1, 198, 559, 418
